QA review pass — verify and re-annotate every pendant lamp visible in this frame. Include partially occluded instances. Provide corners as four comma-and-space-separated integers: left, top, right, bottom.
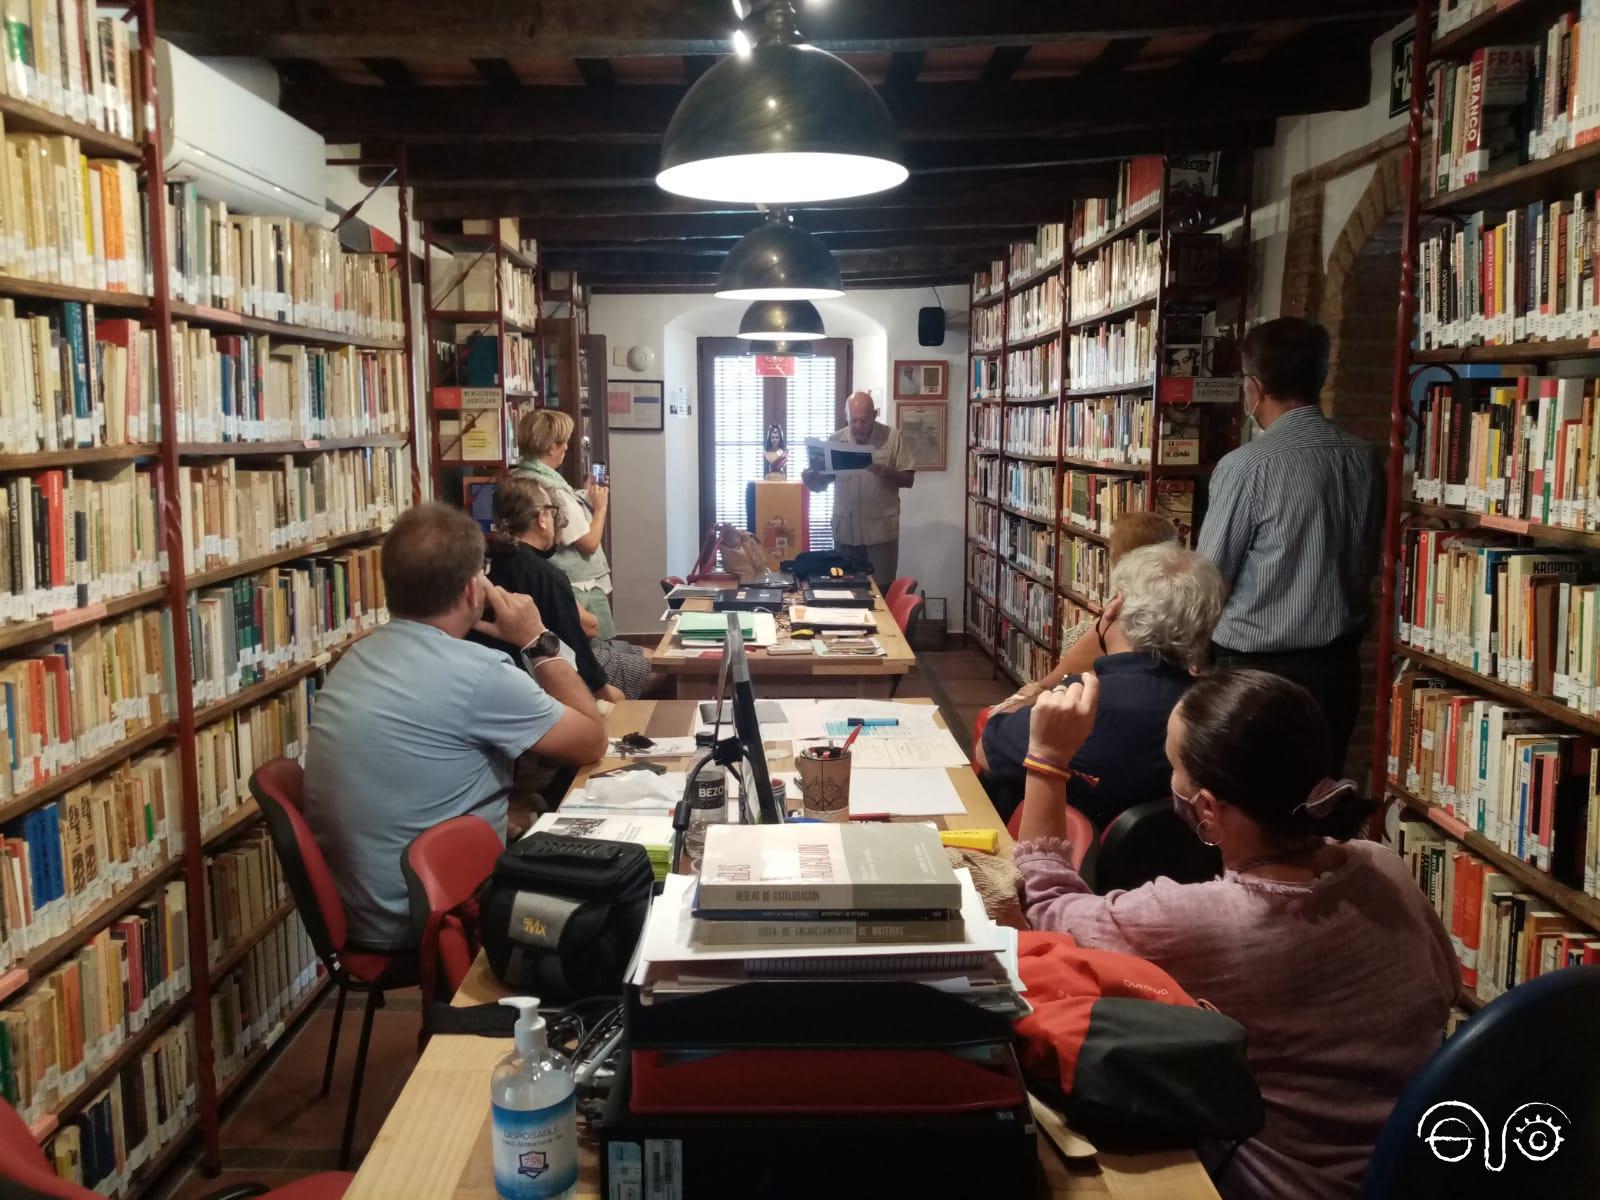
737, 300, 826, 341
745, 337, 814, 357
657, 0, 907, 204
716, 209, 843, 300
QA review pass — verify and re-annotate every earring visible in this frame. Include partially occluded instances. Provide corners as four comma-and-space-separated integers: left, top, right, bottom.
1197, 821, 1221, 849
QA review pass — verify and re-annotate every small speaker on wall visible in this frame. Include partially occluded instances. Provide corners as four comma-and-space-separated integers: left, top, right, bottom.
917, 306, 945, 347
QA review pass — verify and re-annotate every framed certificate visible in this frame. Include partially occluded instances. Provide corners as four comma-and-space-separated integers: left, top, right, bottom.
894, 400, 948, 471
608, 379, 665, 431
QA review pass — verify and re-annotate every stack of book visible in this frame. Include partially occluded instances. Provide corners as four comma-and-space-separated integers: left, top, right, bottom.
971, 258, 1006, 302
676, 611, 754, 646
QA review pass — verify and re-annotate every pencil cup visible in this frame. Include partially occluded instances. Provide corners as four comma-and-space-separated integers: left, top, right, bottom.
795, 748, 852, 821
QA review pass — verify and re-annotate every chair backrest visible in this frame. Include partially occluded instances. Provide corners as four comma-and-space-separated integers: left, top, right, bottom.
1004, 801, 1097, 874
885, 577, 918, 607
889, 593, 923, 634
0, 1097, 85, 1197
250, 758, 349, 966
1360, 965, 1600, 1199
403, 815, 505, 1009
1093, 798, 1221, 893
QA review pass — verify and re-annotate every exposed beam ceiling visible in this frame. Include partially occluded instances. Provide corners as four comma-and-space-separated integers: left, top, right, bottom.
159, 0, 1408, 58
546, 247, 989, 275
515, 209, 1057, 241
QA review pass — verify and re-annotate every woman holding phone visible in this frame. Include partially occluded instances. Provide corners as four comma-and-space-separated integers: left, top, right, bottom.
514, 409, 617, 639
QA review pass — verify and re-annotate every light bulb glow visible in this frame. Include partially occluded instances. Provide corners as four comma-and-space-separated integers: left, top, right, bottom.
732, 28, 752, 57
736, 327, 826, 341
717, 285, 844, 300
658, 152, 908, 205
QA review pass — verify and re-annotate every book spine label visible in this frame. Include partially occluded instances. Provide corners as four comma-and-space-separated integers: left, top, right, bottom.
693, 918, 966, 947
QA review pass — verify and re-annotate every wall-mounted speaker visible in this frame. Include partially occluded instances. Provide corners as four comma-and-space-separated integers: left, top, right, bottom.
917, 306, 945, 347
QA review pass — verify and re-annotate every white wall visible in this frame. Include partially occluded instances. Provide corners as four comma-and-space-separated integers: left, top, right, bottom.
592, 287, 970, 634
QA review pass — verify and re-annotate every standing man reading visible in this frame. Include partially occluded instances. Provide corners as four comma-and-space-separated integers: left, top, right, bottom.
1197, 317, 1383, 774
801, 391, 915, 584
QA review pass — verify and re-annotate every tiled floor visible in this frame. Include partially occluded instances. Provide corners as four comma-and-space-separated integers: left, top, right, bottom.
154, 645, 1010, 1197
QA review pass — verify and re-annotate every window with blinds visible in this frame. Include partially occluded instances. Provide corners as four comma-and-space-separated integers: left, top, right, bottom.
785, 355, 841, 550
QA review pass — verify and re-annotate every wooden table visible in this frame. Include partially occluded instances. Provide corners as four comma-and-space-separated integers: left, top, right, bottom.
649, 592, 917, 699
344, 702, 1219, 1200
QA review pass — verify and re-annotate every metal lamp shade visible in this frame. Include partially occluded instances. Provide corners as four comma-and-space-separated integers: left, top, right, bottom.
716, 218, 843, 300
737, 300, 826, 341
657, 41, 907, 204
745, 337, 814, 356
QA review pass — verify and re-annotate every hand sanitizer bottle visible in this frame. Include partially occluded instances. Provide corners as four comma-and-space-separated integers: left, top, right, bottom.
491, 996, 578, 1199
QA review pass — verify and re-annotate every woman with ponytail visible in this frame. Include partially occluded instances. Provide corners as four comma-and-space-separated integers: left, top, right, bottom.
1014, 669, 1457, 1200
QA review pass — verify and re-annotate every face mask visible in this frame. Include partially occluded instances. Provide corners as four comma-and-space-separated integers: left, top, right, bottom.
1243, 383, 1263, 431
1171, 785, 1203, 836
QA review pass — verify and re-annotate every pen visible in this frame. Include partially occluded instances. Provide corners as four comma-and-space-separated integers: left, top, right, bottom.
841, 723, 864, 754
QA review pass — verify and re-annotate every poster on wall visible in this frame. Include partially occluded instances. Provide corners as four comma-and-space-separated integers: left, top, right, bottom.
894, 400, 947, 471
893, 359, 948, 399
608, 379, 664, 431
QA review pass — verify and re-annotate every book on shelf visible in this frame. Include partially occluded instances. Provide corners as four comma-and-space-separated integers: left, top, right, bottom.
196, 682, 315, 840
1069, 228, 1158, 322
1063, 472, 1149, 536
1007, 224, 1063, 282
1064, 392, 1154, 466
1069, 156, 1165, 252
1005, 340, 1061, 400
971, 257, 1005, 301
1068, 311, 1154, 391
1001, 460, 1054, 519
0, 303, 154, 453
969, 302, 1002, 351
202, 827, 286, 968
0, 1, 141, 138
696, 823, 961, 913
969, 355, 1001, 401
210, 910, 320, 1088
1005, 274, 1063, 341
0, 880, 188, 1126
1060, 534, 1110, 605
1154, 480, 1196, 544
1002, 403, 1058, 457
999, 617, 1052, 683
999, 511, 1052, 578
998, 565, 1053, 645
428, 250, 537, 328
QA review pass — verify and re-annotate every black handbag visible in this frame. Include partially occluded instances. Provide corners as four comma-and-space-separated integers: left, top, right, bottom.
478, 833, 654, 1002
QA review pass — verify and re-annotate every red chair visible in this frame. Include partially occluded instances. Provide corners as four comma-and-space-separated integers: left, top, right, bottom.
251, 759, 418, 1171
888, 592, 923, 634
1004, 801, 1096, 873
885, 576, 918, 608
0, 1096, 354, 1199
402, 815, 504, 1013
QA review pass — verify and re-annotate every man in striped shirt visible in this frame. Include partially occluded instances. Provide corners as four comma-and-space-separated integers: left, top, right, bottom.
1197, 317, 1383, 774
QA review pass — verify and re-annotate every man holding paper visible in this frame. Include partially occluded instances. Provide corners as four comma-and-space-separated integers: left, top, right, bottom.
801, 392, 915, 584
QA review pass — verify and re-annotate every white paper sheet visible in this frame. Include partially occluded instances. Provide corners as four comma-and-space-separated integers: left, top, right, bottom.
845, 768, 966, 816
842, 731, 969, 769
785, 699, 942, 742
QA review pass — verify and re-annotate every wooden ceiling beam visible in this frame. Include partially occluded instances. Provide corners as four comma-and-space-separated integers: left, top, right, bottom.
517, 209, 1054, 241
284, 48, 1368, 143
543, 228, 1031, 253
980, 47, 1031, 83
471, 58, 521, 88
360, 57, 415, 88
575, 58, 617, 87
159, 0, 1408, 58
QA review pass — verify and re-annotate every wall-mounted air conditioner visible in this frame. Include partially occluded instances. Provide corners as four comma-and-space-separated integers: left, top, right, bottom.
157, 39, 327, 226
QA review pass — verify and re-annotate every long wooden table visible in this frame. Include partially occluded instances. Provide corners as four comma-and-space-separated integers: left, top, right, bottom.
343, 701, 1218, 1200
649, 591, 917, 698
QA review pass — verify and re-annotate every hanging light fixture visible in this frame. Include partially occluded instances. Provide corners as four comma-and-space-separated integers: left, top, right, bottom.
716, 208, 843, 300
745, 335, 815, 356
657, 0, 907, 204
737, 299, 826, 341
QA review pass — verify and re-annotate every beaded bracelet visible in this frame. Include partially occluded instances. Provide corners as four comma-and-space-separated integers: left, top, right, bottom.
1023, 754, 1101, 787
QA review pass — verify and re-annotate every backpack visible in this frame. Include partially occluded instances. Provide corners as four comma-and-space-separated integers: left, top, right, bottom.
1014, 931, 1264, 1147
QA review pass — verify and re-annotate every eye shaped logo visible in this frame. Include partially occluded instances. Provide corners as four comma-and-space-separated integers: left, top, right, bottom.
1418, 1101, 1570, 1171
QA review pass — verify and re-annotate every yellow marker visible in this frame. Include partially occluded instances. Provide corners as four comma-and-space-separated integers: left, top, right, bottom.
940, 829, 999, 854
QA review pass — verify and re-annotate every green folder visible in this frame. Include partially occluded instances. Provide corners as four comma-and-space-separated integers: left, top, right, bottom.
677, 612, 755, 642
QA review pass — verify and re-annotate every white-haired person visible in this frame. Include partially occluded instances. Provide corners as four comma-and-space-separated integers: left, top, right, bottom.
974, 542, 1224, 827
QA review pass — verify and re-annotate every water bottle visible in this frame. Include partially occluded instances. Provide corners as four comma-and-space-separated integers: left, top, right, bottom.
681, 763, 728, 873
490, 996, 577, 1199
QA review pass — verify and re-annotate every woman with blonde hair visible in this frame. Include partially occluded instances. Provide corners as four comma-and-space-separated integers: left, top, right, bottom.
516, 409, 616, 639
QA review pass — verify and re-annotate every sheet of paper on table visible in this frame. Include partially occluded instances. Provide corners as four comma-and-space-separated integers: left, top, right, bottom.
845, 768, 965, 816
842, 731, 970, 769
785, 699, 942, 742
573, 770, 687, 812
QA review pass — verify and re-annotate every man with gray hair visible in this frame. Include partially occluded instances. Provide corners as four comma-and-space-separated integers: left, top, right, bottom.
976, 543, 1225, 826
801, 390, 915, 584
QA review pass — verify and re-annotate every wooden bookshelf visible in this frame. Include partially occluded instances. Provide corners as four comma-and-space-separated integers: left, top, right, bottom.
193, 623, 380, 731
177, 434, 408, 458
1065, 379, 1156, 399
1066, 290, 1160, 330
1061, 454, 1146, 473
0, 273, 149, 311
1411, 338, 1600, 365
1403, 499, 1600, 552
169, 301, 405, 351
1059, 584, 1104, 615
0, 585, 168, 654
14, 859, 185, 985
183, 527, 387, 592
1394, 644, 1600, 739
1431, 0, 1581, 64
1421, 137, 1600, 216
1061, 521, 1111, 546
202, 801, 263, 851
0, 722, 176, 828
208, 897, 298, 987
216, 975, 330, 1107
0, 443, 159, 469
0, 92, 141, 158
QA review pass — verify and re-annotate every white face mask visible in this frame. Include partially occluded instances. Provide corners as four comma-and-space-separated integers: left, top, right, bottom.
1243, 378, 1263, 430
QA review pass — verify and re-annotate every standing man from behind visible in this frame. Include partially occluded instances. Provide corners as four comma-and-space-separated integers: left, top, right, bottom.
801, 391, 915, 585
303, 502, 608, 952
1197, 316, 1383, 775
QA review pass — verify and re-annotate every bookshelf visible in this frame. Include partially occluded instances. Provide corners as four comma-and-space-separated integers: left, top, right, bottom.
424, 219, 542, 502
1374, 0, 1600, 1008
0, 4, 420, 1193
961, 153, 1251, 687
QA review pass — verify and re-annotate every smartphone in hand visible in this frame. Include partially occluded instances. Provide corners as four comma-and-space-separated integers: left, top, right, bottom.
591, 461, 609, 486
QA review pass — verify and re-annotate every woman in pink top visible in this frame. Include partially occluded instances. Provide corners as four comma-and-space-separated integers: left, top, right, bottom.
1014, 669, 1458, 1200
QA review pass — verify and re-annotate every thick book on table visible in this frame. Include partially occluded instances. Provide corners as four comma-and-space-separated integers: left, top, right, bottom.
689, 915, 965, 947
697, 823, 960, 912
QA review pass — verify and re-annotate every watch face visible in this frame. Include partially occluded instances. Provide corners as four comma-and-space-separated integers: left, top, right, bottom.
533, 631, 561, 657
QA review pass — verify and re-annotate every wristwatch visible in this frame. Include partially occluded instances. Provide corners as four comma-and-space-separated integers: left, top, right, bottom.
520, 630, 562, 670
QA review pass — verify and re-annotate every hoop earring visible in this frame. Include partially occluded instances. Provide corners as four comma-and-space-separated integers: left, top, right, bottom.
1197, 821, 1221, 849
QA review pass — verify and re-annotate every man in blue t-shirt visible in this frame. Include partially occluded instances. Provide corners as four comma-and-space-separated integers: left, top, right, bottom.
304, 503, 607, 951
976, 545, 1224, 828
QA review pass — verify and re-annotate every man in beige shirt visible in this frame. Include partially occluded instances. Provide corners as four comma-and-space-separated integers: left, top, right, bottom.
801, 391, 915, 584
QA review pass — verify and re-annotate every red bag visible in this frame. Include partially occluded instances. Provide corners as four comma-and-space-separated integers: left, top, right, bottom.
1014, 931, 1264, 1146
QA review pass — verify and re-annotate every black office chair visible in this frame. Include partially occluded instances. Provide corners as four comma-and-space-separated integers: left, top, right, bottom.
1090, 799, 1222, 893
1360, 965, 1600, 1199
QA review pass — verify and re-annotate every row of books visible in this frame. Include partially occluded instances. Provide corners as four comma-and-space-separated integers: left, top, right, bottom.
969, 356, 1000, 401
41, 1016, 194, 1198
1064, 472, 1152, 537
1, 749, 181, 968
172, 326, 410, 444
0, 302, 155, 453
0, 0, 141, 139
1410, 377, 1600, 527
967, 587, 995, 640
998, 566, 1052, 645
1389, 665, 1599, 890
196, 681, 316, 842
202, 829, 286, 970
0, 464, 160, 624
428, 252, 537, 329
0, 128, 145, 295
1003, 404, 1057, 457
971, 303, 1002, 352
1001, 511, 1054, 579
1006, 341, 1061, 400
1002, 461, 1053, 519
1416, 196, 1600, 350
970, 404, 1000, 452
1008, 225, 1063, 283
1069, 230, 1159, 322
1061, 533, 1110, 603
0, 880, 187, 1126
972, 257, 1006, 302
185, 547, 385, 709
1069, 157, 1165, 252
0, 610, 170, 805
210, 910, 321, 1090
175, 446, 409, 575
167, 186, 406, 341
1396, 818, 1598, 1005
999, 617, 1052, 681
1005, 275, 1063, 342
1064, 393, 1155, 466
965, 544, 997, 601
1068, 313, 1155, 392
966, 454, 1000, 506
1429, 47, 1533, 198
1060, 595, 1096, 635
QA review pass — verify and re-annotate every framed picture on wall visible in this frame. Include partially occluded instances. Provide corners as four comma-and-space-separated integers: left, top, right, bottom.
894, 400, 948, 471
893, 359, 948, 399
608, 379, 665, 431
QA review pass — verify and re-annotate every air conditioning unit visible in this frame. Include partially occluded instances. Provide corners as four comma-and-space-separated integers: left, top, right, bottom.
156, 39, 327, 226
